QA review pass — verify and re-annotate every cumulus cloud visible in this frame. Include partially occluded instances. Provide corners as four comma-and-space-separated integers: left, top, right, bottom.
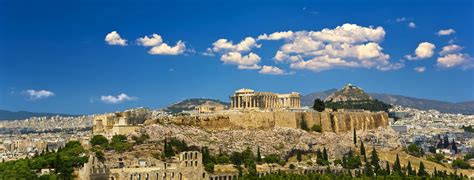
309, 24, 385, 43
258, 65, 287, 75
209, 37, 262, 69
439, 44, 463, 55
211, 37, 261, 53
261, 24, 396, 72
257, 31, 294, 40
105, 31, 127, 46
100, 93, 136, 104
437, 29, 456, 36
414, 66, 426, 73
437, 53, 473, 69
137, 34, 163, 46
220, 51, 261, 68
148, 41, 186, 55
408, 22, 416, 28
405, 42, 436, 60
22, 90, 55, 100
377, 60, 405, 71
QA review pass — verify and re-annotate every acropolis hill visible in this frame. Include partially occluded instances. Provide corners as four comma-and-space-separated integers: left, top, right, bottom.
93, 86, 389, 136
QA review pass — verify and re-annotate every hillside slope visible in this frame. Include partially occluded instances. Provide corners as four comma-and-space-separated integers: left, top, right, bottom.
302, 90, 474, 114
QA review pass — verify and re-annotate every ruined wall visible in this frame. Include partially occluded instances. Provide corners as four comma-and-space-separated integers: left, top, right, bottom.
167, 111, 388, 133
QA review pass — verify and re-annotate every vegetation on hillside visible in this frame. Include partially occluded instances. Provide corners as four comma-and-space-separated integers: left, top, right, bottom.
0, 141, 88, 179
325, 99, 392, 112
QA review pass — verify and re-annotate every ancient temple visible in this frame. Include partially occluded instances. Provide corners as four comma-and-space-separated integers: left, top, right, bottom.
229, 88, 301, 109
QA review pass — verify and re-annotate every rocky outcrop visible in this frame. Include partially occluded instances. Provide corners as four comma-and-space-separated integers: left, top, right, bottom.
163, 111, 389, 133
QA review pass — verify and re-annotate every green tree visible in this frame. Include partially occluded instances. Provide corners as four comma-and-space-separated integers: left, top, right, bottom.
311, 124, 322, 132
360, 140, 366, 162
323, 147, 328, 161
296, 150, 302, 162
256, 146, 261, 163
406, 161, 414, 176
393, 154, 402, 175
407, 143, 424, 157
204, 162, 214, 173
312, 99, 325, 112
452, 159, 470, 169
364, 160, 374, 177
230, 152, 243, 166
353, 128, 357, 147
418, 161, 428, 177
110, 135, 131, 153
90, 135, 108, 148
370, 147, 381, 174
385, 161, 390, 175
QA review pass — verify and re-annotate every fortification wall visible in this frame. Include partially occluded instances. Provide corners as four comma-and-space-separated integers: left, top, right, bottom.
167, 111, 388, 133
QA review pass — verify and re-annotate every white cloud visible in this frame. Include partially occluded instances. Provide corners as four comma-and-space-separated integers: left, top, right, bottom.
207, 23, 403, 72
408, 22, 416, 28
105, 31, 127, 46
405, 42, 436, 60
211, 37, 261, 53
309, 24, 385, 43
439, 44, 463, 55
258, 65, 287, 75
436, 53, 473, 69
238, 64, 261, 70
437, 29, 456, 36
148, 41, 186, 55
377, 60, 405, 71
137, 34, 163, 46
221, 51, 261, 67
209, 37, 263, 69
257, 31, 294, 40
260, 24, 397, 72
100, 93, 136, 104
414, 66, 426, 73
22, 90, 55, 100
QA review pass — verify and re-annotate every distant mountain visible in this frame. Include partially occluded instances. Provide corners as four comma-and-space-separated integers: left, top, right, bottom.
163, 98, 230, 114
301, 89, 337, 106
0, 110, 79, 121
302, 89, 474, 115
369, 93, 474, 115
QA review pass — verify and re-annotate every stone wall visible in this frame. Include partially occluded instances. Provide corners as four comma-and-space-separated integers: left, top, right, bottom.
166, 111, 388, 133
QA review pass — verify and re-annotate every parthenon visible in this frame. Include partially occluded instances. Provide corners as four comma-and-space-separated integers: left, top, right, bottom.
230, 88, 301, 109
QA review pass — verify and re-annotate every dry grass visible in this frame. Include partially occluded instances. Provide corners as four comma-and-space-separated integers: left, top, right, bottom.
378, 150, 473, 176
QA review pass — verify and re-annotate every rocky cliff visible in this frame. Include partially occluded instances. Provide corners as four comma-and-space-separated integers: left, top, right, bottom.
162, 111, 389, 133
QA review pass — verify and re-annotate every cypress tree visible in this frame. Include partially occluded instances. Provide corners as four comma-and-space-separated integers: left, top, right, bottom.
418, 161, 428, 177
393, 154, 402, 175
385, 161, 390, 175
360, 140, 366, 162
353, 128, 357, 147
406, 161, 413, 176
163, 138, 168, 157
370, 147, 380, 174
256, 146, 261, 163
323, 147, 328, 161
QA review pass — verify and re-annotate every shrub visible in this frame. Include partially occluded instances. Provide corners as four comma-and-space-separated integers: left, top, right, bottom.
311, 124, 322, 132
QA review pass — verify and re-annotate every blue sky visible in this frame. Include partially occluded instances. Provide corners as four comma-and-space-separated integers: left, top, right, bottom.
0, 0, 473, 114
